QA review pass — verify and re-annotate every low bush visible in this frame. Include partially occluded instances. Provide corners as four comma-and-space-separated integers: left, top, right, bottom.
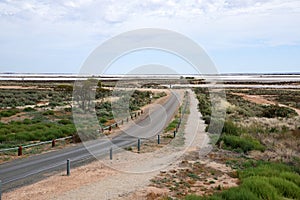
222, 120, 241, 136
267, 177, 300, 199
0, 119, 76, 144
279, 171, 300, 186
239, 162, 294, 179
23, 107, 36, 112
23, 118, 32, 124
220, 187, 260, 200
241, 177, 279, 200
99, 117, 108, 124
261, 105, 298, 118
185, 162, 300, 200
0, 109, 20, 118
218, 135, 265, 153
165, 118, 179, 132
194, 88, 211, 118
58, 119, 72, 125
43, 110, 54, 116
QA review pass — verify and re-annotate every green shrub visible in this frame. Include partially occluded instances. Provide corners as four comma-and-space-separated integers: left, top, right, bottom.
58, 119, 72, 125
241, 177, 279, 200
23, 107, 36, 112
219, 135, 265, 153
23, 118, 32, 124
261, 105, 297, 118
220, 187, 259, 200
43, 110, 54, 115
0, 109, 20, 118
184, 159, 300, 200
15, 132, 32, 142
279, 171, 300, 186
225, 93, 264, 118
165, 118, 179, 132
239, 162, 293, 179
99, 117, 108, 124
222, 120, 240, 136
60, 125, 76, 135
267, 177, 300, 199
31, 116, 44, 123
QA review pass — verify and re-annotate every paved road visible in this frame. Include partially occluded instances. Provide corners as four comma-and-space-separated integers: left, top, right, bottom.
0, 91, 181, 191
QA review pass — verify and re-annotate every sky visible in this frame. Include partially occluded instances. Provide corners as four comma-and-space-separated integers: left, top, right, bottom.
0, 0, 300, 74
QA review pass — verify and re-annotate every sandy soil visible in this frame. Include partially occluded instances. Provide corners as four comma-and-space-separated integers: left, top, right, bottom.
0, 86, 40, 90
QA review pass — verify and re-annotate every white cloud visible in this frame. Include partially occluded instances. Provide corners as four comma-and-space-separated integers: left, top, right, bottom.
0, 0, 299, 50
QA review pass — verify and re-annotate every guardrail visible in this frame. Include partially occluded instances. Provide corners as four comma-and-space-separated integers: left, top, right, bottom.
0, 91, 189, 156
0, 110, 144, 156
127, 91, 190, 151
0, 92, 190, 195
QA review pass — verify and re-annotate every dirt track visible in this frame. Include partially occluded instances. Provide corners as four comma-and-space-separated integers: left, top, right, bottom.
232, 92, 300, 116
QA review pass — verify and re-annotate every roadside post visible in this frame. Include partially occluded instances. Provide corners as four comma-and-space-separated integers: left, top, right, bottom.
67, 159, 70, 176
174, 131, 176, 138
110, 147, 113, 160
158, 134, 160, 144
52, 139, 56, 148
137, 138, 141, 153
18, 146, 22, 156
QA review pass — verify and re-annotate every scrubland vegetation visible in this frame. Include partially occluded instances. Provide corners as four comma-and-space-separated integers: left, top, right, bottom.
231, 89, 300, 109
0, 80, 164, 159
149, 87, 299, 200
1, 80, 299, 199
182, 87, 300, 200
185, 161, 300, 200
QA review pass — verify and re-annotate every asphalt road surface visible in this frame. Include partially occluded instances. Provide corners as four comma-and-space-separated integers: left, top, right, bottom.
0, 91, 181, 192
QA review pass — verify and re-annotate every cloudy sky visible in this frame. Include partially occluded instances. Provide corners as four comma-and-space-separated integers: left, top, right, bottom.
0, 0, 299, 74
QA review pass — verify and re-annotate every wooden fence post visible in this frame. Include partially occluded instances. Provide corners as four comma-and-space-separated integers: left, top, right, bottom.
18, 146, 22, 156
52, 139, 56, 148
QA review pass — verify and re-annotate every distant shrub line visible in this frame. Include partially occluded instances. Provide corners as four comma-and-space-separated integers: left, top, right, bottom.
0, 89, 72, 108
226, 93, 297, 118
230, 89, 300, 109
